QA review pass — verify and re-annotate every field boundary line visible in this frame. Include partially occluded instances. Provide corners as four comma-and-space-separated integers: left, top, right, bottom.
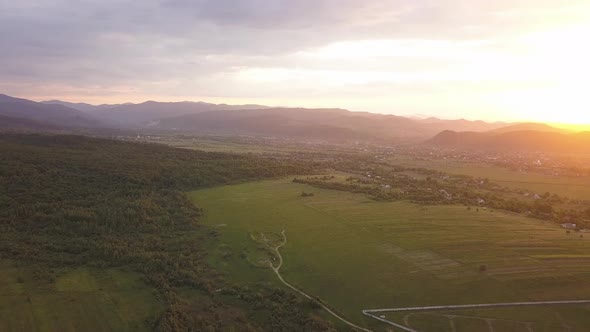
269, 230, 373, 332
362, 299, 590, 332
364, 299, 590, 313
362, 311, 418, 332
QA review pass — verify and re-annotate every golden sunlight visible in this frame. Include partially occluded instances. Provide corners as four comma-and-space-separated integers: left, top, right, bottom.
496, 24, 590, 125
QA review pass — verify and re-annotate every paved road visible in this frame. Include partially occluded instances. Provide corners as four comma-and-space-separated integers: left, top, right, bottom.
364, 299, 590, 313
362, 311, 418, 332
363, 300, 590, 332
269, 230, 374, 332
266, 230, 590, 332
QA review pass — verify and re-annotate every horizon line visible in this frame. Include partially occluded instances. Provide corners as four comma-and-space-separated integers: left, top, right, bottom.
5, 92, 590, 129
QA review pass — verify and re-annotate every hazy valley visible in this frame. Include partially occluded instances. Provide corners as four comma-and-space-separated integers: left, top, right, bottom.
2, 1, 590, 331
2, 91, 590, 331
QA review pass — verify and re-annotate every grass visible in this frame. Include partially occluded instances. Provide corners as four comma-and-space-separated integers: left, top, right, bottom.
531, 254, 590, 259
388, 156, 590, 200
189, 177, 590, 331
434, 305, 590, 331
0, 261, 161, 332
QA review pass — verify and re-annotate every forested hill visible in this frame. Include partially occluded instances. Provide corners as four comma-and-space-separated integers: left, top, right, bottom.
0, 134, 332, 331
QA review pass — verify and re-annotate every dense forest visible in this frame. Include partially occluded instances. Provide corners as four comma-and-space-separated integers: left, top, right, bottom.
0, 134, 334, 331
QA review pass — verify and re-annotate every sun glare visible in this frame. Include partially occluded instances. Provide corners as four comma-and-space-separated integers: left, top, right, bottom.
501, 24, 590, 125
238, 22, 590, 125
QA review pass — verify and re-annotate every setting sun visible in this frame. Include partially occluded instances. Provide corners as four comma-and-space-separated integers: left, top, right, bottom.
229, 21, 590, 125
3, 1, 590, 125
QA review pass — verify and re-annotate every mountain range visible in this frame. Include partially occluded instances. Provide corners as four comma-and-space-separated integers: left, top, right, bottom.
2, 93, 508, 139
42, 99, 269, 126
0, 94, 100, 128
1, 93, 583, 151
0, 114, 60, 131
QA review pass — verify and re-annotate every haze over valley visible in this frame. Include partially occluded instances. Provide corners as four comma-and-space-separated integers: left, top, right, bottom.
2, 1, 590, 332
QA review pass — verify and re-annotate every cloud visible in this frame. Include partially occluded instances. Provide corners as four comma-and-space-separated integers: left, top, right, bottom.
0, 0, 589, 122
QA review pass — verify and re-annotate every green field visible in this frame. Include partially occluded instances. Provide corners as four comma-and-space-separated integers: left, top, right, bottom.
388, 156, 590, 200
384, 304, 590, 332
0, 261, 160, 332
190, 178, 590, 331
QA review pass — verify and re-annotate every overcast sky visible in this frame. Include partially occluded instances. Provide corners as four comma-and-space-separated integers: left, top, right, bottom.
1, 0, 589, 123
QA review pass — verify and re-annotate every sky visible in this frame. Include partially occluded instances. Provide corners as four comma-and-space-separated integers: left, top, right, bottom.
1, 0, 589, 124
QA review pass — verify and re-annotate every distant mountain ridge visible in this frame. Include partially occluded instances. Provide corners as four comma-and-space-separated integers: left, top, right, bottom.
33, 95, 515, 139
43, 99, 270, 126
41, 100, 126, 112
488, 122, 568, 134
0, 94, 102, 128
4, 93, 575, 144
152, 108, 374, 140
0, 114, 59, 131
149, 107, 514, 140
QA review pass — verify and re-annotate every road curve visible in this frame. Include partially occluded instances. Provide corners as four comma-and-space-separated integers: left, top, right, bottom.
269, 230, 374, 332
362, 299, 590, 332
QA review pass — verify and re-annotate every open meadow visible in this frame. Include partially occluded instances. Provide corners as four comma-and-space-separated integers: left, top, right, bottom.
0, 262, 160, 332
190, 178, 590, 331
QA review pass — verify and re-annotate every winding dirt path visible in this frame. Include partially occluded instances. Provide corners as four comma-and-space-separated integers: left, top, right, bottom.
269, 230, 373, 332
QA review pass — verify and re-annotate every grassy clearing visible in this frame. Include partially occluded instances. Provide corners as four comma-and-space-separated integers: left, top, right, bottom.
190, 178, 590, 330
406, 313, 452, 332
441, 305, 590, 331
0, 261, 160, 332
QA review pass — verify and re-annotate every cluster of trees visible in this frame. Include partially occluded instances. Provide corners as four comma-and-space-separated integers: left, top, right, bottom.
0, 134, 332, 331
296, 158, 590, 229
294, 178, 393, 198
